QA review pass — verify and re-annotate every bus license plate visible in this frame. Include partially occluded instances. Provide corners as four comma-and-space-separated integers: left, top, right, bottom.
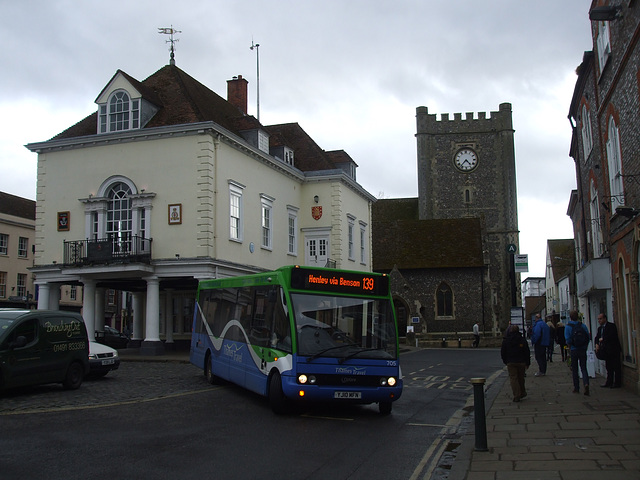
334, 391, 361, 399
102, 359, 115, 365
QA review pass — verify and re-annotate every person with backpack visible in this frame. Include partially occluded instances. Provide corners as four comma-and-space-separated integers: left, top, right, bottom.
565, 310, 591, 396
531, 314, 550, 376
501, 325, 531, 402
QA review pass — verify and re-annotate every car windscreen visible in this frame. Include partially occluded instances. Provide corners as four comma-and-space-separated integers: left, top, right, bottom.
291, 293, 397, 360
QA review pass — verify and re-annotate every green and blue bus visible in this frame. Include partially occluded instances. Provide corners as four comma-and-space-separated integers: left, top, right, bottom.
190, 265, 403, 414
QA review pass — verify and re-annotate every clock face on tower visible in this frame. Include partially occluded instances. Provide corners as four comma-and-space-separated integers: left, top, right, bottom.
454, 148, 478, 172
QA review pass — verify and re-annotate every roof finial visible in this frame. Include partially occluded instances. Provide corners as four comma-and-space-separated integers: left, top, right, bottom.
158, 26, 181, 66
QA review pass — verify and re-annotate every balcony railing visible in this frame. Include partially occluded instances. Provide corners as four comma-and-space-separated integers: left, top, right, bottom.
63, 236, 152, 266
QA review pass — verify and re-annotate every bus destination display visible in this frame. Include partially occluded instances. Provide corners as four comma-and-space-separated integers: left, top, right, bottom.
290, 268, 389, 296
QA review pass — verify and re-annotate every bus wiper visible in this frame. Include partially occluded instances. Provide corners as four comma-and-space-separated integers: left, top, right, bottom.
338, 347, 384, 364
306, 345, 352, 362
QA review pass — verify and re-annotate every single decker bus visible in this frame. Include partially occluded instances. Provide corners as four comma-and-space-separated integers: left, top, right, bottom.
190, 265, 403, 414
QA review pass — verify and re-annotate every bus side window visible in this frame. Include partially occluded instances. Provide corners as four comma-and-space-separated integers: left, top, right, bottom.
271, 287, 291, 353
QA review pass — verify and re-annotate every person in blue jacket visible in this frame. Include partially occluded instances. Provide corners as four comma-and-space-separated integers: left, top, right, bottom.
531, 314, 550, 376
565, 310, 591, 396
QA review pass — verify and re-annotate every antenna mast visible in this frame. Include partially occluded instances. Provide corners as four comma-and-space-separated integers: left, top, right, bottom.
158, 26, 181, 66
250, 39, 260, 122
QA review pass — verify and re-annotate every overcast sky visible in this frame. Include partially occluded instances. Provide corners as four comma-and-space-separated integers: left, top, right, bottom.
0, 0, 594, 278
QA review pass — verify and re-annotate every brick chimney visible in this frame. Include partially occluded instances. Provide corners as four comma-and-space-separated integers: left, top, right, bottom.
227, 75, 248, 115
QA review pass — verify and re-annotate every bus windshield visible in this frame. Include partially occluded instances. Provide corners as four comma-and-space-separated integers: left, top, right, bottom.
291, 293, 397, 361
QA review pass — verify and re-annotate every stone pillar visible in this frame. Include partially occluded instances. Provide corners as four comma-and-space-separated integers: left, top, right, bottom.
36, 282, 50, 310
129, 292, 144, 348
140, 276, 164, 355
82, 279, 96, 341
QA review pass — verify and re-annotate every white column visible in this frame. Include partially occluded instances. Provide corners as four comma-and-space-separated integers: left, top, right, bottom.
140, 276, 164, 355
82, 279, 96, 341
95, 287, 106, 331
36, 282, 50, 310
145, 277, 160, 342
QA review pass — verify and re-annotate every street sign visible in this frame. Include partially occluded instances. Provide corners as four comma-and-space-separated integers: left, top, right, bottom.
514, 254, 528, 273
507, 244, 517, 254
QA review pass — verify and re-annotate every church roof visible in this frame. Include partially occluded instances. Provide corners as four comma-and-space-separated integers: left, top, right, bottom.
372, 198, 484, 270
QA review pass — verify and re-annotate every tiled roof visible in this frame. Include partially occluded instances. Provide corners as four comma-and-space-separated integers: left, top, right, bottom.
263, 123, 336, 172
372, 198, 484, 270
0, 191, 35, 220
52, 65, 252, 141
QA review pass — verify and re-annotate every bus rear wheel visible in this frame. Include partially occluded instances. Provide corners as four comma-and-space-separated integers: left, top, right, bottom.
269, 372, 289, 415
379, 401, 392, 415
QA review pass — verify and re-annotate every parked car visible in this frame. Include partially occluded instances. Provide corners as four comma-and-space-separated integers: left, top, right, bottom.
0, 309, 90, 391
88, 341, 120, 378
95, 325, 129, 349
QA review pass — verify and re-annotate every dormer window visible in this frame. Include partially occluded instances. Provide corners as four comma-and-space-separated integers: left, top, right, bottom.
284, 147, 294, 166
99, 90, 140, 133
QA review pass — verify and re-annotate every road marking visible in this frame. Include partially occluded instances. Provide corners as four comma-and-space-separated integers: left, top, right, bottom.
0, 387, 216, 416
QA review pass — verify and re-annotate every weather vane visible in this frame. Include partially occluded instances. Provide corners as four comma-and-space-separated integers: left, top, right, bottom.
158, 26, 181, 66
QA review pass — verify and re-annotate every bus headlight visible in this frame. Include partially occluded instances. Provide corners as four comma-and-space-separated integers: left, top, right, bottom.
380, 377, 397, 387
298, 374, 317, 384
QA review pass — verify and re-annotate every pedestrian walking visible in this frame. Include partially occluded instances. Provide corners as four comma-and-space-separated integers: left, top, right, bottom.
473, 322, 480, 348
501, 325, 531, 402
565, 310, 591, 396
546, 321, 556, 362
594, 313, 622, 388
531, 314, 550, 376
555, 321, 567, 362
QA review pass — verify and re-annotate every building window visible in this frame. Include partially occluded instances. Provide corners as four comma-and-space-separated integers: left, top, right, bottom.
581, 105, 593, 160
107, 182, 133, 253
359, 222, 367, 264
16, 273, 26, 297
70, 285, 77, 301
287, 206, 298, 255
258, 130, 269, 153
261, 194, 274, 250
0, 271, 6, 298
606, 117, 624, 208
100, 91, 140, 133
436, 282, 453, 317
18, 237, 28, 258
596, 21, 611, 75
0, 234, 7, 255
347, 215, 355, 261
590, 180, 603, 258
229, 181, 244, 241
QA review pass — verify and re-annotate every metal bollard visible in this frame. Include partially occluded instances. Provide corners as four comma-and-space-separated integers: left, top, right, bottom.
442, 337, 446, 347
470, 377, 488, 451
458, 337, 462, 348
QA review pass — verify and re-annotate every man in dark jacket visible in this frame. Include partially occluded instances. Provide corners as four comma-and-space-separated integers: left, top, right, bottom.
565, 310, 591, 396
501, 325, 531, 402
595, 313, 622, 388
531, 314, 550, 376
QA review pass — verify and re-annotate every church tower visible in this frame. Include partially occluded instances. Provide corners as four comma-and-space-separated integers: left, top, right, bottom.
415, 103, 520, 332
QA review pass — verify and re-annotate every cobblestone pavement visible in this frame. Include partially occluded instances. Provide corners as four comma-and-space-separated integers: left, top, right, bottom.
0, 361, 208, 415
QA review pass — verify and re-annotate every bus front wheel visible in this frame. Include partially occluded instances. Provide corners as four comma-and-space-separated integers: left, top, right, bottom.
269, 372, 289, 415
204, 353, 216, 385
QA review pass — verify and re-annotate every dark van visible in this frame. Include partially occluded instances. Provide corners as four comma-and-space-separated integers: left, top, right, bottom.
0, 309, 90, 391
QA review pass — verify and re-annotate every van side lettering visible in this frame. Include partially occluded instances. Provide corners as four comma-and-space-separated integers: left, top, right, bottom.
44, 320, 82, 338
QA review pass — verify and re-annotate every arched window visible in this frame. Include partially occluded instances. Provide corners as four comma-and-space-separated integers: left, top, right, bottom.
436, 282, 453, 317
590, 179, 603, 258
99, 90, 140, 133
581, 105, 593, 159
606, 117, 624, 208
107, 182, 133, 253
